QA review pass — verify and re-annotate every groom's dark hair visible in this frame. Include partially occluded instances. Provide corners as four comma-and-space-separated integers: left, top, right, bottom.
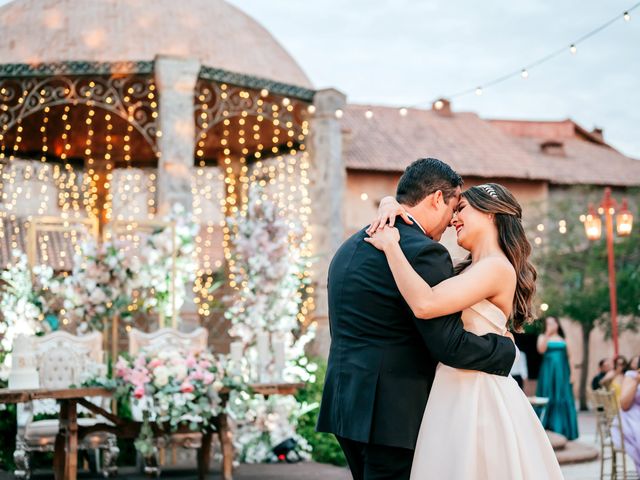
396, 157, 463, 206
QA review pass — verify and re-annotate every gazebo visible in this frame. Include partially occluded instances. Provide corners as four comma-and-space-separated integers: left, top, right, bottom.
0, 0, 346, 352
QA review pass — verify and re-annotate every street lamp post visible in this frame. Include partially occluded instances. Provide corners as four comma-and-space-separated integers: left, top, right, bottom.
583, 187, 634, 357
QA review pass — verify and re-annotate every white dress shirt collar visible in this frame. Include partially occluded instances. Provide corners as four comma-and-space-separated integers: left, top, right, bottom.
405, 214, 426, 235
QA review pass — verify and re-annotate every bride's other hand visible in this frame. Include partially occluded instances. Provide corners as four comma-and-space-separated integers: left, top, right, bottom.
364, 226, 400, 252
366, 196, 413, 235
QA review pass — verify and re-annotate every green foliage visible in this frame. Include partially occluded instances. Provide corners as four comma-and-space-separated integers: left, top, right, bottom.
531, 187, 640, 332
295, 357, 346, 467
0, 404, 16, 470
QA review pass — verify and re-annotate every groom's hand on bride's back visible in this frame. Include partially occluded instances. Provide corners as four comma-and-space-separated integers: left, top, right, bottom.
366, 195, 413, 234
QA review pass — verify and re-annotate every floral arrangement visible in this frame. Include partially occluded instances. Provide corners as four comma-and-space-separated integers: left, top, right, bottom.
224, 189, 317, 462
61, 240, 134, 332
127, 203, 198, 321
225, 191, 307, 343
0, 251, 57, 378
229, 392, 314, 463
113, 347, 227, 434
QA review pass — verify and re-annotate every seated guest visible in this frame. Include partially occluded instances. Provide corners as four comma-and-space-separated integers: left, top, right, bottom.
612, 355, 640, 475
601, 355, 628, 398
592, 357, 613, 391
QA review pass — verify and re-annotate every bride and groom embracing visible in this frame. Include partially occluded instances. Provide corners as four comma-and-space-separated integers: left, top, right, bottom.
316, 158, 563, 479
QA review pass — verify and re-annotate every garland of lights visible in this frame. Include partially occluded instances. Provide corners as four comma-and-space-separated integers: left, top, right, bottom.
342, 3, 640, 120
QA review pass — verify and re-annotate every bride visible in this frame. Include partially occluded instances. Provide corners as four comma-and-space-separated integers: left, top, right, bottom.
365, 183, 563, 479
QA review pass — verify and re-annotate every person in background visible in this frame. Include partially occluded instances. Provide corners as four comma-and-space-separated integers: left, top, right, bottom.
612, 355, 640, 474
601, 355, 629, 399
536, 316, 579, 440
592, 357, 613, 391
510, 347, 528, 391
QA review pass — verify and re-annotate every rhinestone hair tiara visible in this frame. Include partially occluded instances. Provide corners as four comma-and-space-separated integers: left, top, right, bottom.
478, 184, 498, 199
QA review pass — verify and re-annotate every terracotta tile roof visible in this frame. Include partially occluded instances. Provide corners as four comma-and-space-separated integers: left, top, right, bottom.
343, 105, 541, 179
343, 105, 640, 186
489, 120, 640, 187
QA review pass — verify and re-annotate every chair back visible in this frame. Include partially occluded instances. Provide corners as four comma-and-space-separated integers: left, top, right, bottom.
128, 327, 208, 356
592, 388, 626, 452
34, 331, 103, 389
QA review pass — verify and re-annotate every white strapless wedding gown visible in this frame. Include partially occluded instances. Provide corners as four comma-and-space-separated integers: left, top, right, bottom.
410, 300, 564, 479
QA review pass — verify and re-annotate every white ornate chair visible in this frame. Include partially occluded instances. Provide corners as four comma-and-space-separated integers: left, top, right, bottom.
13, 331, 118, 479
127, 327, 209, 475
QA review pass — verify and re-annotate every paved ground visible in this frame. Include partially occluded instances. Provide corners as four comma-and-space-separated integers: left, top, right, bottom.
0, 462, 351, 480
2, 412, 636, 479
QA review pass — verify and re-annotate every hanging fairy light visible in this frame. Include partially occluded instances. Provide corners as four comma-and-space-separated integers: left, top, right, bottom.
404, 2, 640, 108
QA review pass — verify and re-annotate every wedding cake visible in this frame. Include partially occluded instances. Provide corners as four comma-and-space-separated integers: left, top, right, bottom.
8, 335, 39, 390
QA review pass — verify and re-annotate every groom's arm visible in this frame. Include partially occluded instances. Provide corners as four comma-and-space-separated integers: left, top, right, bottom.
409, 242, 516, 376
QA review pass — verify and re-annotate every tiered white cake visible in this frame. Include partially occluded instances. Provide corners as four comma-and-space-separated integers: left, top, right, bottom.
8, 335, 39, 390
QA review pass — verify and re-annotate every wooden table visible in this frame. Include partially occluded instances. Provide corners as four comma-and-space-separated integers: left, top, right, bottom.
0, 387, 113, 480
0, 383, 303, 480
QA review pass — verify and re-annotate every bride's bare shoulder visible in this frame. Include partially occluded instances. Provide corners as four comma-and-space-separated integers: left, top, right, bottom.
464, 256, 515, 279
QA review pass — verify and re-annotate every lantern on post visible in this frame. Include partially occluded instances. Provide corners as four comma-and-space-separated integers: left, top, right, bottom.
616, 199, 633, 236
582, 188, 635, 357
583, 205, 602, 241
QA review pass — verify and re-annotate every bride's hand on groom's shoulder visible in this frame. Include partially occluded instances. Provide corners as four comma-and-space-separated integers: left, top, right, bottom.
364, 226, 400, 251
366, 196, 413, 234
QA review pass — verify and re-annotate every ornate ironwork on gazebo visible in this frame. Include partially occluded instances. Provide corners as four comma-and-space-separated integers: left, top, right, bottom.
0, 57, 321, 351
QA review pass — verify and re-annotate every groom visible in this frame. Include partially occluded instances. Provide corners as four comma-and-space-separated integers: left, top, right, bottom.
316, 158, 516, 479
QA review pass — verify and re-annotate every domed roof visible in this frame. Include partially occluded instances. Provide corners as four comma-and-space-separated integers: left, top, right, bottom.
0, 0, 312, 88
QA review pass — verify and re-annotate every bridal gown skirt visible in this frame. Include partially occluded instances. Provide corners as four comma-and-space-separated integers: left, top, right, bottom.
410, 364, 564, 480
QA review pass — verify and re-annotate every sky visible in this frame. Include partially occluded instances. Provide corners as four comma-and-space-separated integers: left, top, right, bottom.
1, 0, 638, 158
223, 0, 640, 159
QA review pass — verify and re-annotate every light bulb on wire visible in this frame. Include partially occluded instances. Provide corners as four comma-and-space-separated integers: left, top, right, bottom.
569, 44, 577, 55
624, 11, 630, 21
475, 87, 483, 96
521, 69, 529, 79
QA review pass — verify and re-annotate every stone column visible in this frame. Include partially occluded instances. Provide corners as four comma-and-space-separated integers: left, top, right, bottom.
154, 55, 200, 215
307, 88, 347, 357
154, 55, 201, 330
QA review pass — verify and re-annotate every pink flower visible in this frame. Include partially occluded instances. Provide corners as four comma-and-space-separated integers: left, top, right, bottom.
129, 369, 150, 388
180, 382, 195, 393
202, 372, 215, 385
133, 386, 145, 399
148, 358, 164, 369
191, 369, 205, 381
134, 355, 147, 370
115, 357, 129, 378
185, 354, 197, 369
198, 360, 211, 369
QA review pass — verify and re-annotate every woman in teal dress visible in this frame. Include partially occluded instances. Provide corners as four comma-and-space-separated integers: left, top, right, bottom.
536, 316, 579, 440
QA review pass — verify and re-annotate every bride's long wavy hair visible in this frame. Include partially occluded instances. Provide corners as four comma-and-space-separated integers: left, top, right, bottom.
453, 183, 537, 331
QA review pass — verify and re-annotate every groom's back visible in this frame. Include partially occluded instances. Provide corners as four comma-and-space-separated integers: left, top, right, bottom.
317, 221, 442, 449
327, 226, 427, 346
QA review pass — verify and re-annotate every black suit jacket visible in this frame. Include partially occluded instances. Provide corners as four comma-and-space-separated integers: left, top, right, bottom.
316, 220, 516, 450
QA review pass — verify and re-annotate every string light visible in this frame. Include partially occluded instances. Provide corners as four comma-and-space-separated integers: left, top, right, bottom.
409, 2, 640, 106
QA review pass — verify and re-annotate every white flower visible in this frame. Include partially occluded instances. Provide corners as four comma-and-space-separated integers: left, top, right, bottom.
89, 288, 107, 305
153, 365, 170, 387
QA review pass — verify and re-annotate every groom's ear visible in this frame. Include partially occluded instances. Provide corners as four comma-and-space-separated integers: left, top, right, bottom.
432, 190, 444, 207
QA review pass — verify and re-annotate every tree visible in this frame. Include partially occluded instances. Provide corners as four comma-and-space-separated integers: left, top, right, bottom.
531, 188, 640, 410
